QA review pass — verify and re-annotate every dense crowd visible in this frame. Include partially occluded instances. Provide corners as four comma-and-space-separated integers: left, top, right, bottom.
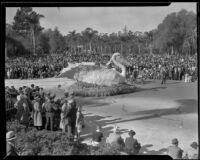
5, 84, 199, 158
5, 53, 197, 82
5, 53, 110, 79
127, 54, 197, 82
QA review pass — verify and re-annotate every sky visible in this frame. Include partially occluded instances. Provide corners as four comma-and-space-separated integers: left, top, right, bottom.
6, 3, 197, 35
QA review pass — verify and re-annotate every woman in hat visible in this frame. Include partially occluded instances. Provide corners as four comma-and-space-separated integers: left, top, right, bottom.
33, 95, 43, 130
75, 105, 84, 140
59, 98, 68, 132
6, 131, 18, 156
125, 130, 141, 155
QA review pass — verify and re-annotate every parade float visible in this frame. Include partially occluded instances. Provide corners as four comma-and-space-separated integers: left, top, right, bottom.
57, 53, 136, 97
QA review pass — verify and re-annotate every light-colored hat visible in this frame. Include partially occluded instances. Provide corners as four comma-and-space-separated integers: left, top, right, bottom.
68, 99, 74, 104
6, 131, 16, 141
96, 125, 101, 132
112, 126, 119, 133
17, 95, 23, 101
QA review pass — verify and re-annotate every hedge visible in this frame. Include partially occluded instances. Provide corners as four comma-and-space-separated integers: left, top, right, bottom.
6, 121, 127, 155
67, 81, 136, 97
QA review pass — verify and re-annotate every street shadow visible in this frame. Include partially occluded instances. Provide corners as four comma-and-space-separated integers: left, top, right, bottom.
140, 144, 167, 155
175, 99, 198, 113
134, 86, 167, 93
77, 97, 112, 107
110, 85, 168, 99
166, 81, 181, 85
104, 99, 197, 125
142, 80, 155, 84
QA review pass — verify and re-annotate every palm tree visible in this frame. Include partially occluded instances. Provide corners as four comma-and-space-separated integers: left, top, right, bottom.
68, 30, 78, 54
134, 31, 143, 55
81, 28, 98, 53
30, 13, 44, 55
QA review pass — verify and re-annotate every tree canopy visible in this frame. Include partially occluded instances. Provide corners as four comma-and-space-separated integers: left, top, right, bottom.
6, 8, 197, 58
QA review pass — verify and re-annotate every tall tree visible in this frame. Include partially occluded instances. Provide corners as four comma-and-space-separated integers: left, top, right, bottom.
81, 28, 98, 53
12, 7, 44, 55
46, 27, 66, 54
153, 9, 196, 55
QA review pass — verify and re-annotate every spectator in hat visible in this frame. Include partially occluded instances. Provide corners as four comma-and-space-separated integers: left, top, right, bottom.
75, 105, 84, 140
92, 125, 104, 143
15, 93, 29, 119
6, 131, 18, 156
23, 88, 33, 113
16, 90, 24, 103
68, 99, 77, 137
68, 92, 76, 104
33, 95, 43, 130
106, 126, 125, 149
190, 142, 199, 159
61, 92, 68, 105
167, 138, 183, 159
19, 102, 30, 130
53, 99, 61, 130
35, 86, 40, 92
42, 96, 56, 131
63, 99, 74, 137
125, 130, 141, 155
39, 88, 45, 103
60, 98, 68, 132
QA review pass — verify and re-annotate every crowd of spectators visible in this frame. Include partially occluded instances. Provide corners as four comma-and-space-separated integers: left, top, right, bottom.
5, 53, 110, 79
5, 52, 197, 83
5, 84, 199, 158
127, 54, 197, 82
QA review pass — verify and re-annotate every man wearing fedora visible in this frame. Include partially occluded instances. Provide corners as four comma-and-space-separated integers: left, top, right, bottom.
92, 125, 104, 143
125, 130, 141, 155
60, 98, 68, 132
16, 97, 30, 131
6, 131, 18, 156
43, 95, 56, 131
167, 138, 183, 159
66, 99, 77, 138
60, 92, 69, 105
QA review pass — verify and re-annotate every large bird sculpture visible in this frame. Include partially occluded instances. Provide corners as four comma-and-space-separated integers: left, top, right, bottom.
57, 52, 131, 86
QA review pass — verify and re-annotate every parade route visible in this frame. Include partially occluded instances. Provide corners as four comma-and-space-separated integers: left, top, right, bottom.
5, 78, 198, 155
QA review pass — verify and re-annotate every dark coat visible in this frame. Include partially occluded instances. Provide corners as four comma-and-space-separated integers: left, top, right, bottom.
125, 137, 141, 154
6, 142, 18, 156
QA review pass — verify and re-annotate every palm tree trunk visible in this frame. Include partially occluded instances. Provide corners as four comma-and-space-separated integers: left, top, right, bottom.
31, 27, 36, 56
121, 42, 123, 55
89, 41, 92, 52
138, 44, 140, 55
171, 46, 174, 55
149, 43, 152, 55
